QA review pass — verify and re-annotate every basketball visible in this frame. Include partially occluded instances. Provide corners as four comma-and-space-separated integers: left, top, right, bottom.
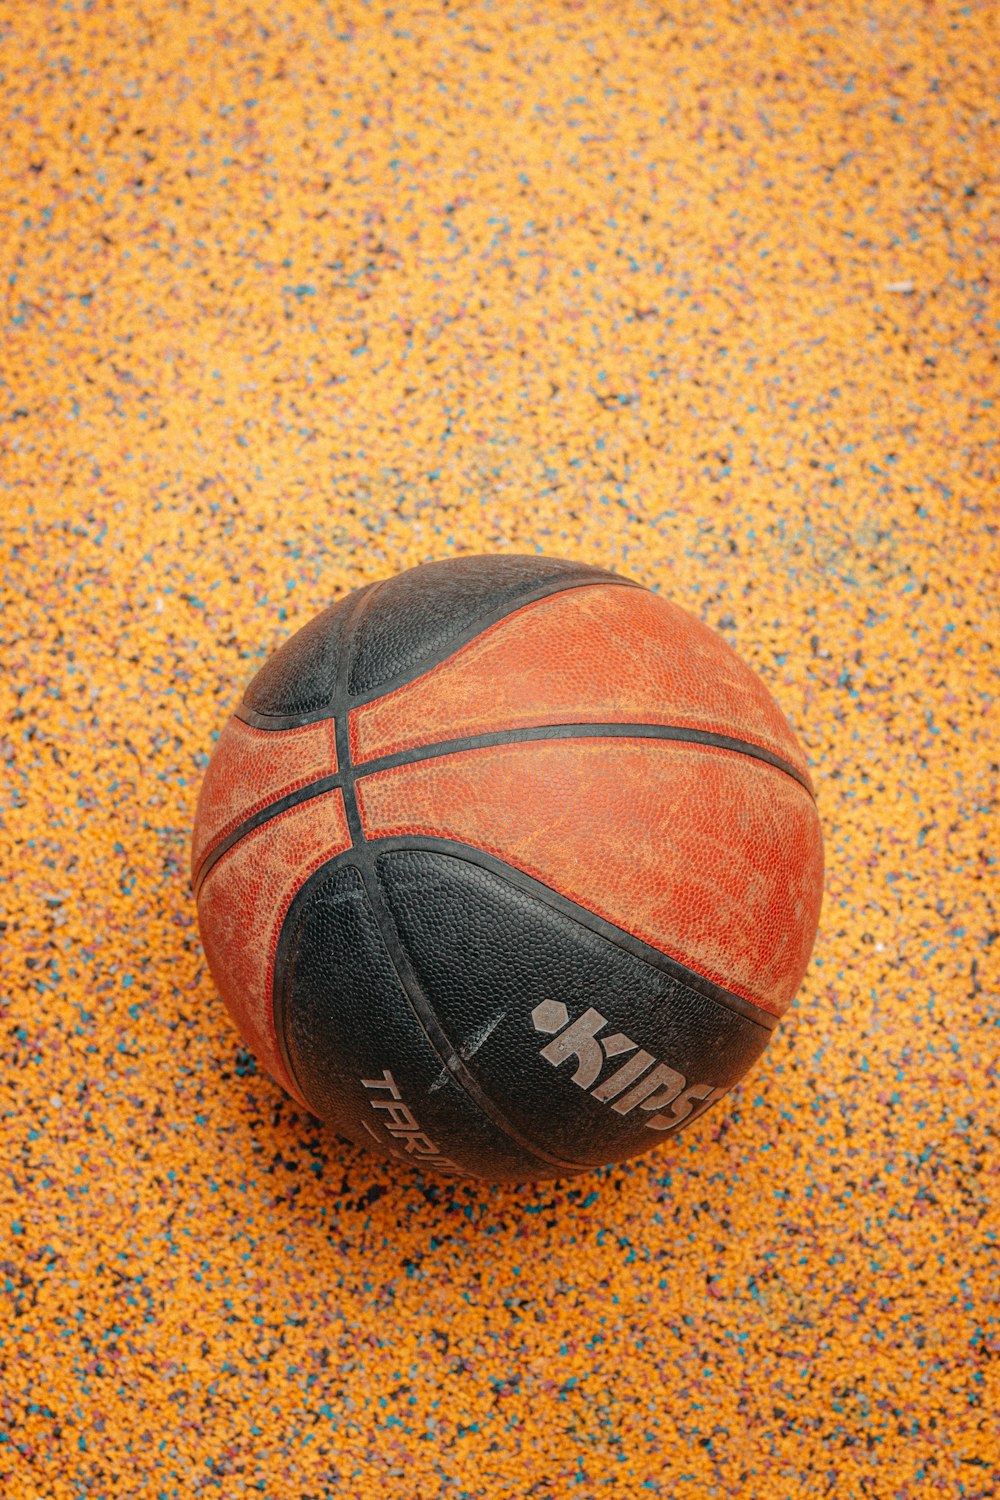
192, 554, 824, 1181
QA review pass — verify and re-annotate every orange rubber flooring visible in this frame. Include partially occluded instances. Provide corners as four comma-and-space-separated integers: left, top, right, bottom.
1, 2, 997, 1495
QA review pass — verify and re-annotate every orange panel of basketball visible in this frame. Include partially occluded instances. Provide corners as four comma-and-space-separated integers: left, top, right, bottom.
350, 583, 810, 779
191, 715, 337, 874
197, 788, 351, 1104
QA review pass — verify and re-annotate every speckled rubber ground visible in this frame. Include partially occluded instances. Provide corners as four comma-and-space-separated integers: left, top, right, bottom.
1, 2, 997, 1496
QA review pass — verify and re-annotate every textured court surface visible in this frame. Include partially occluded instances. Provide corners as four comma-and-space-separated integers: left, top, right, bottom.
1, 1, 997, 1495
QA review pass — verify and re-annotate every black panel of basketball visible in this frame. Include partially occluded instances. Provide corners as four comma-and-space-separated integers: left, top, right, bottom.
379, 849, 770, 1167
242, 590, 356, 720
273, 847, 773, 1178
276, 862, 548, 1181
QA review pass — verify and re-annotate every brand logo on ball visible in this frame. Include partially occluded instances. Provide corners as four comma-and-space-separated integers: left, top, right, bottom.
531, 1000, 726, 1132
361, 1070, 463, 1174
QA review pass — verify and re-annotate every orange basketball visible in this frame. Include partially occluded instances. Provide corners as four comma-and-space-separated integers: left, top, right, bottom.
192, 555, 824, 1180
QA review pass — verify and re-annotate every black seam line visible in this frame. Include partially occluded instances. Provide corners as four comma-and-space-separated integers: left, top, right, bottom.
269, 580, 387, 1111
237, 703, 342, 731
308, 583, 585, 1176
235, 574, 643, 730
326, 835, 780, 1034
355, 722, 815, 796
263, 580, 584, 1174
191, 775, 345, 897
192, 719, 814, 895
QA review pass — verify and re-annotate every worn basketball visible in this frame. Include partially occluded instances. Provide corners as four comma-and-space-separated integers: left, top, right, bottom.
192, 555, 824, 1181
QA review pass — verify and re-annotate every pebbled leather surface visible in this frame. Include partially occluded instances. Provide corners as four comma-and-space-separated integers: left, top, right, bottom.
351, 582, 813, 777
377, 849, 771, 1169
280, 862, 559, 1180
357, 737, 823, 1017
190, 715, 337, 880
346, 553, 624, 697
196, 789, 351, 1105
